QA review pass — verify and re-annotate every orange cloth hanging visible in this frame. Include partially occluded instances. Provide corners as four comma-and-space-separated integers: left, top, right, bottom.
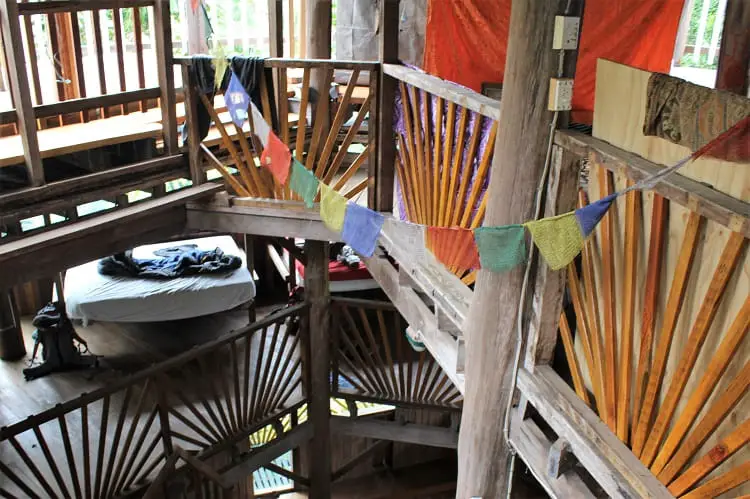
422, 0, 684, 123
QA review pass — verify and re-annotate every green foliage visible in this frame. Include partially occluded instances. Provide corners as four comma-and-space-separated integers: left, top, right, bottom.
687, 0, 720, 46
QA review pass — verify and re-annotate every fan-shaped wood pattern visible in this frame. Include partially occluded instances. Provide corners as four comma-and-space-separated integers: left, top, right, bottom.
560, 164, 749, 498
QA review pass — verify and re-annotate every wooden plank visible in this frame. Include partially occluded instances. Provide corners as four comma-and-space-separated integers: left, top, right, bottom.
554, 130, 750, 238
305, 239, 332, 499
153, 0, 177, 153
91, 9, 107, 116
181, 65, 203, 185
34, 88, 161, 119
112, 7, 127, 113
330, 416, 458, 449
132, 6, 147, 110
517, 366, 673, 499
382, 63, 501, 121
0, 184, 221, 289
509, 413, 595, 499
0, 0, 44, 185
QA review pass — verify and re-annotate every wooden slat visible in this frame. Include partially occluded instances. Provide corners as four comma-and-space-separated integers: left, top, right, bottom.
632, 194, 668, 423
332, 145, 370, 192
652, 295, 750, 479
294, 68, 311, 161
69, 12, 86, 100
132, 6, 147, 110
326, 94, 371, 183
449, 112, 482, 227
641, 231, 746, 467
430, 96, 444, 225
667, 418, 750, 496
315, 68, 360, 180
0, 0, 44, 185
91, 10, 107, 115
679, 457, 750, 499
303, 66, 333, 173
421, 89, 433, 224
112, 7, 127, 113
632, 211, 703, 458
558, 312, 590, 406
616, 187, 641, 443
200, 144, 249, 197
398, 82, 424, 222
22, 9, 43, 106
437, 101, 456, 225
17, 0, 154, 14
441, 106, 468, 226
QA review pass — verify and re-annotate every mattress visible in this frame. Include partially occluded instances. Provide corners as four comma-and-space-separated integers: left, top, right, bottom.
64, 236, 256, 323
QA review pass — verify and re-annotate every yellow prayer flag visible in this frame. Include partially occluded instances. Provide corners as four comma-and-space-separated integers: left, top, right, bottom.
524, 212, 584, 271
320, 183, 347, 232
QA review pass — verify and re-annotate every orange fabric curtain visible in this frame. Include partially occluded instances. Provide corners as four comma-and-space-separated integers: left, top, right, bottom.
423, 0, 685, 123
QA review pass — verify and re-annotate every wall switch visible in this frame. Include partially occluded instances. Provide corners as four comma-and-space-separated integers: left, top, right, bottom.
553, 16, 580, 50
548, 78, 574, 111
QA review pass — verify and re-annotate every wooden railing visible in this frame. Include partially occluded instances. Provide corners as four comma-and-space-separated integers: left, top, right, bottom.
177, 56, 378, 206
0, 305, 307, 498
380, 63, 501, 286
330, 297, 463, 410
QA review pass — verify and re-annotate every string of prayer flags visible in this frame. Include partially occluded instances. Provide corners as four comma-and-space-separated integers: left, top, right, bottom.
319, 183, 348, 232
426, 227, 481, 272
289, 160, 319, 208
691, 114, 750, 163
225, 72, 250, 127
524, 212, 584, 271
261, 130, 291, 185
474, 225, 526, 272
342, 203, 385, 257
574, 193, 617, 237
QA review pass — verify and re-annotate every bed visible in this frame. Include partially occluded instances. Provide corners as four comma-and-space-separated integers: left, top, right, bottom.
64, 236, 255, 323
293, 255, 379, 293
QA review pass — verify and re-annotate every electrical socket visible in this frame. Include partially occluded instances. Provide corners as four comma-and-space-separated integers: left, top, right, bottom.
553, 16, 580, 50
548, 78, 574, 111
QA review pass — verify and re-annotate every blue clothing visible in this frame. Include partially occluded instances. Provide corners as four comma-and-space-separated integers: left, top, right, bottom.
98, 244, 242, 279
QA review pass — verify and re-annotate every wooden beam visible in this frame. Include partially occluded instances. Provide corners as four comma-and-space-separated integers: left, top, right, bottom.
554, 130, 750, 237
517, 366, 672, 499
0, 184, 221, 290
715, 0, 750, 95
306, 0, 331, 60
330, 416, 458, 449
181, 65, 204, 184
221, 423, 314, 484
16, 0, 153, 15
0, 0, 44, 185
509, 414, 595, 499
305, 240, 332, 499
375, 0, 399, 212
153, 0, 178, 153
456, 2, 564, 496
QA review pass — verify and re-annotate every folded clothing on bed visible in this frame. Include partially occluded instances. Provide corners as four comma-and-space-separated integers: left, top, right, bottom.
98, 244, 242, 279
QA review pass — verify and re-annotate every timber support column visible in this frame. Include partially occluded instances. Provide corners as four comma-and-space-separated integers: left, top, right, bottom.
456, 1, 565, 497
304, 240, 331, 498
0, 290, 24, 360
306, 0, 332, 132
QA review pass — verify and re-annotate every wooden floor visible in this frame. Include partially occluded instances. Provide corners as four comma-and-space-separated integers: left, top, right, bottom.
0, 305, 269, 427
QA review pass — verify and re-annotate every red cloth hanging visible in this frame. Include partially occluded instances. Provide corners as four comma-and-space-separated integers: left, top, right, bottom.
422, 0, 685, 123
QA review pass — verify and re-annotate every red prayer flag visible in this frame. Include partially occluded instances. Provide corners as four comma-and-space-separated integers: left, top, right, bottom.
691, 114, 750, 163
426, 226, 481, 273
261, 130, 291, 185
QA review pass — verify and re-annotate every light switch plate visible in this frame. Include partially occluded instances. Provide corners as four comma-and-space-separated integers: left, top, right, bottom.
553, 16, 580, 50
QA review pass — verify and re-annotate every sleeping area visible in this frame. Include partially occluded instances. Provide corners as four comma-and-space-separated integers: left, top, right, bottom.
62, 235, 256, 324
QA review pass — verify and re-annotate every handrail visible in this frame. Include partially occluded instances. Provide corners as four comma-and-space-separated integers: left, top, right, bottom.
16, 0, 156, 15
382, 63, 501, 121
0, 303, 307, 440
173, 56, 379, 71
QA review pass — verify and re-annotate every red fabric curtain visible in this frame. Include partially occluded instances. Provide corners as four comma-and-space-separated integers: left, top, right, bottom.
423, 0, 685, 123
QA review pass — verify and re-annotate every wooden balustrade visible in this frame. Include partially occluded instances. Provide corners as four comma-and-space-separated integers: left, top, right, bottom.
0, 304, 308, 498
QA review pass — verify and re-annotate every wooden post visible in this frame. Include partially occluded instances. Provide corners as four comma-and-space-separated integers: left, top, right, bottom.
715, 0, 750, 96
268, 0, 284, 58
306, 0, 332, 150
181, 64, 204, 185
0, 290, 24, 360
375, 0, 399, 212
0, 0, 44, 186
304, 240, 331, 499
456, 1, 564, 497
154, 0, 178, 154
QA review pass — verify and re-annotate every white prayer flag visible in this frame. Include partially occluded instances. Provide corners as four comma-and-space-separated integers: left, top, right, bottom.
250, 101, 271, 147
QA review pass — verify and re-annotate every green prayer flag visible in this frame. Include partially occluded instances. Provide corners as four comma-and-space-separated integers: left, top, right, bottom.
474, 225, 527, 272
290, 160, 319, 208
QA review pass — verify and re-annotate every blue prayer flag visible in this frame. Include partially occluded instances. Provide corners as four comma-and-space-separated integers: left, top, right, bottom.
574, 193, 617, 237
341, 203, 385, 258
225, 72, 250, 127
